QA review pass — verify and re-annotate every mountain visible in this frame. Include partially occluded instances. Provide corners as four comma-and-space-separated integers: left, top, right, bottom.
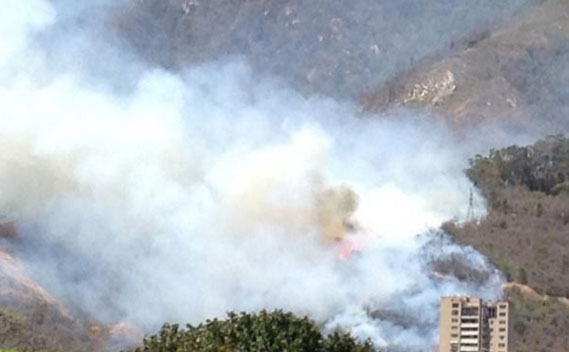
113, 0, 535, 100
444, 135, 569, 352
0, 222, 141, 351
362, 0, 569, 133
0, 223, 90, 351
2, 0, 569, 350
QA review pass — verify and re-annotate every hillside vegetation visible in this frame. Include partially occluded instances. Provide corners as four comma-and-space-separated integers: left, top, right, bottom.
113, 0, 533, 100
444, 135, 569, 352
1, 1, 568, 351
0, 305, 90, 352
364, 0, 569, 133
506, 287, 569, 352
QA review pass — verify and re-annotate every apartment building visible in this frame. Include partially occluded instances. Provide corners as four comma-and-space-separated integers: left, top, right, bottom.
440, 296, 509, 352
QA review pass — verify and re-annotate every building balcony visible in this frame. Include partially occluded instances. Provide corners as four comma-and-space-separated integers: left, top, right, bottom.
459, 346, 479, 352
460, 338, 479, 344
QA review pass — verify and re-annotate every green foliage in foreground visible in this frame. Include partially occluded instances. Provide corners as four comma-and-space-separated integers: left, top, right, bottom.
133, 310, 378, 352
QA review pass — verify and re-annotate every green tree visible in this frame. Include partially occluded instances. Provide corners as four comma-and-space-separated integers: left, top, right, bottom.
518, 267, 528, 285
131, 310, 378, 352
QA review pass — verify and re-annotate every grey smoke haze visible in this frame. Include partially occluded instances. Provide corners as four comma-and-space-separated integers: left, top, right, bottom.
0, 0, 513, 350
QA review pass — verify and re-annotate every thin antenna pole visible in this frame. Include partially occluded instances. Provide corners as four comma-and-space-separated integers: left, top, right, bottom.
467, 188, 474, 221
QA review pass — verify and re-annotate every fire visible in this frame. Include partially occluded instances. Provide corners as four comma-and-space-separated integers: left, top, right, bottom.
337, 236, 364, 261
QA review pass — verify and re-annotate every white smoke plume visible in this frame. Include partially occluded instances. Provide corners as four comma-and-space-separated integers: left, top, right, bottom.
0, 0, 503, 350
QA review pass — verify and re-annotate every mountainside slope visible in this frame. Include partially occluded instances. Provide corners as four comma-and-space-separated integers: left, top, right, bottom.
0, 224, 91, 351
2, 0, 569, 350
363, 0, 569, 133
444, 135, 569, 352
0, 222, 142, 351
113, 0, 535, 100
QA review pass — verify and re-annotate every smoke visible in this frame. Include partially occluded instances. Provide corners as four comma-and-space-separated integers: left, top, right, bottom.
0, 0, 505, 350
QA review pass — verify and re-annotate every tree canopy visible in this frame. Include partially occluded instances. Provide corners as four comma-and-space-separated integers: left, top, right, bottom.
131, 310, 378, 352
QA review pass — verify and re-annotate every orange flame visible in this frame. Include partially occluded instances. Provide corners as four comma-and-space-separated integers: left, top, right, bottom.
337, 237, 363, 261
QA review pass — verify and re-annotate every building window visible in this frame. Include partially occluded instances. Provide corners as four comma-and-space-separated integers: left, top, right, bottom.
499, 320, 506, 324
498, 343, 506, 347
461, 318, 478, 323
451, 318, 458, 323
499, 328, 506, 332
499, 312, 506, 316
452, 303, 459, 308
452, 309, 459, 316
461, 307, 479, 316
499, 305, 507, 309
451, 333, 458, 338
461, 327, 478, 331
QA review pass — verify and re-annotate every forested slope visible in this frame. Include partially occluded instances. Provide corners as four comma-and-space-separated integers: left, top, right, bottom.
445, 135, 569, 352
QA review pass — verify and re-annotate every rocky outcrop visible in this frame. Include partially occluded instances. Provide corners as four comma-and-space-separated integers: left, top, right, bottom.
362, 0, 569, 132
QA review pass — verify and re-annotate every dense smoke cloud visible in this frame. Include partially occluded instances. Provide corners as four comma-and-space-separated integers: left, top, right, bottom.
0, 0, 505, 350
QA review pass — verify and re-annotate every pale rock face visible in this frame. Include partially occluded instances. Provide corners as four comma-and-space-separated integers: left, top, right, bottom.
365, 0, 569, 136
403, 70, 456, 106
